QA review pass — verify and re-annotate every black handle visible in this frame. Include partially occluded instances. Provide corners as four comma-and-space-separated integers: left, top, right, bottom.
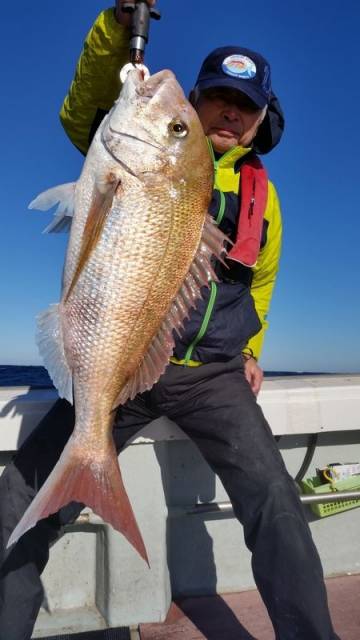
122, 1, 161, 64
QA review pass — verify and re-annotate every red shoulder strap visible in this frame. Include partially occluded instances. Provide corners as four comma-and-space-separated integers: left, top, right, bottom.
227, 155, 268, 267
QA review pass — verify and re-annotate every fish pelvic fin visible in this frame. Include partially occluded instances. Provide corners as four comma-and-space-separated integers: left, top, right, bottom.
7, 436, 149, 565
113, 214, 228, 408
36, 303, 73, 404
29, 182, 77, 233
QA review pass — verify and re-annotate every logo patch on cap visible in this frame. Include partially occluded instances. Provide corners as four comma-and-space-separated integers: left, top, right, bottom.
222, 54, 256, 80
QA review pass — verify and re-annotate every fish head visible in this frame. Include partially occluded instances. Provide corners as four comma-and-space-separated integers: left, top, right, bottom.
101, 68, 213, 187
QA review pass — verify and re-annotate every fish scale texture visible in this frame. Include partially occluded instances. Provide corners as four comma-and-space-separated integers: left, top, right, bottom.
68, 176, 208, 415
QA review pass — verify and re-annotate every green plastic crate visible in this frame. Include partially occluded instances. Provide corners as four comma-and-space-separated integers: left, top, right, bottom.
300, 475, 360, 518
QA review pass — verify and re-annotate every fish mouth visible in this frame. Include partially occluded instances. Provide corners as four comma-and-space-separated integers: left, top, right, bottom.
101, 125, 164, 179
101, 107, 165, 177
107, 125, 164, 151
101, 69, 180, 174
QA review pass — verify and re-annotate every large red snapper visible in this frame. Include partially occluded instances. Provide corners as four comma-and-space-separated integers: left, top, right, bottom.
8, 69, 226, 562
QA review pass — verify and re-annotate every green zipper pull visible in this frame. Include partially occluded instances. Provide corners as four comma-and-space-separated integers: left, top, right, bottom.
207, 137, 218, 188
207, 138, 226, 225
183, 281, 218, 364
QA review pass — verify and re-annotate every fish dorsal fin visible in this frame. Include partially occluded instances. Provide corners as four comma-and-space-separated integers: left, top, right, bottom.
113, 215, 228, 408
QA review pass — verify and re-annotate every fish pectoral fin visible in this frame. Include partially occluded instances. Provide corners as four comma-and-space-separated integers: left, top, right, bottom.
64, 178, 118, 303
36, 303, 73, 403
29, 182, 77, 233
7, 435, 149, 565
113, 214, 228, 409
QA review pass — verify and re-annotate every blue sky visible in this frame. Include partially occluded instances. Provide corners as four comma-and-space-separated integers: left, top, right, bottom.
1, 1, 359, 372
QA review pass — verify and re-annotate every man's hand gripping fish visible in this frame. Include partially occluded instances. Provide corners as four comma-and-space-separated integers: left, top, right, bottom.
8, 69, 227, 562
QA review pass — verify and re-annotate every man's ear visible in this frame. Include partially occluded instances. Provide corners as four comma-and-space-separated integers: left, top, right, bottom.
259, 105, 268, 124
252, 92, 285, 155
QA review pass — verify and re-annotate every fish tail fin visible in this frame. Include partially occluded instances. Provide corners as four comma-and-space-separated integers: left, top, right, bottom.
7, 437, 149, 565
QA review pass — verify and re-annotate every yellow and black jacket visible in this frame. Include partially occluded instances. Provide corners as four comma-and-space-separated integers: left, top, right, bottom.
60, 8, 282, 364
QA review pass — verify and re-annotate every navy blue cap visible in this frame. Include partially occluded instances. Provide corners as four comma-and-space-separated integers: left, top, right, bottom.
194, 46, 272, 109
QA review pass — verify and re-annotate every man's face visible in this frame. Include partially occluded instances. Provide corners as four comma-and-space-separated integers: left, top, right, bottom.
194, 88, 266, 154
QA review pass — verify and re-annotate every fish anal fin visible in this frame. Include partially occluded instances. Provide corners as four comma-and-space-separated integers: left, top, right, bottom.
7, 437, 148, 565
112, 215, 228, 409
36, 303, 73, 403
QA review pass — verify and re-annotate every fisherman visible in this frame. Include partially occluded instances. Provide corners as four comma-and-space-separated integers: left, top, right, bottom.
0, 3, 341, 639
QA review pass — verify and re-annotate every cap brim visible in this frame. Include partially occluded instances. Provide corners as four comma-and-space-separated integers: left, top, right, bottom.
195, 77, 268, 109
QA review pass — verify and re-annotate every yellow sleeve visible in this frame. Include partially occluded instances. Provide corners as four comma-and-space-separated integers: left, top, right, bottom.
245, 181, 282, 361
59, 8, 130, 154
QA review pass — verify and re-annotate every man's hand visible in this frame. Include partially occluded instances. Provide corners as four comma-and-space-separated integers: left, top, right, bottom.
115, 0, 156, 26
244, 356, 263, 396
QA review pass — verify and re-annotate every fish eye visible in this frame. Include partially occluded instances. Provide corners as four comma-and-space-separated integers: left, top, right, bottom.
169, 119, 188, 138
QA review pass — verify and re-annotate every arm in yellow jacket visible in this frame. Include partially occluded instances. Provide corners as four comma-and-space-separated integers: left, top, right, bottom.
60, 8, 130, 154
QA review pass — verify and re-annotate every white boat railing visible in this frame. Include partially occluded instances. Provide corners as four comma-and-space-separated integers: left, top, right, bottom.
0, 374, 359, 638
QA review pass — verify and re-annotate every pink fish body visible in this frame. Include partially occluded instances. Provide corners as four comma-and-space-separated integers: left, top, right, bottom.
8, 69, 226, 562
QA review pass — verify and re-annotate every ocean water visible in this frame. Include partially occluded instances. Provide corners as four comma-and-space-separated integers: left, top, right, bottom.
0, 365, 329, 388
0, 365, 53, 388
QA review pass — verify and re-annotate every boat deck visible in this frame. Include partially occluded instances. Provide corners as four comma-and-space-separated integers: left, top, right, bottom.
35, 575, 360, 639
140, 574, 360, 640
